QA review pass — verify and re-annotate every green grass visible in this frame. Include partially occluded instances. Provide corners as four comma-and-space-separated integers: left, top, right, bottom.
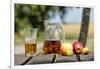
86, 38, 94, 51
15, 34, 24, 45
37, 31, 45, 43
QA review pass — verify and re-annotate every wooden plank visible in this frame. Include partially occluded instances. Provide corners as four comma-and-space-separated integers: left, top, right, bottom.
14, 51, 94, 65
14, 54, 29, 65
14, 52, 41, 65
27, 52, 94, 65
20, 56, 33, 65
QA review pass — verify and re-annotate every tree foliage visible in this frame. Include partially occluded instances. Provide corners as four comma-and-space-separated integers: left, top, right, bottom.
15, 4, 68, 33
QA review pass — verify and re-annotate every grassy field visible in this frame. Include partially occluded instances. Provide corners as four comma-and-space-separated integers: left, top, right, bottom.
15, 23, 94, 51
63, 23, 94, 39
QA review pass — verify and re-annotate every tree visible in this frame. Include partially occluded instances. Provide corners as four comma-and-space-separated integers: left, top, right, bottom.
76, 8, 91, 61
79, 8, 91, 47
15, 4, 68, 33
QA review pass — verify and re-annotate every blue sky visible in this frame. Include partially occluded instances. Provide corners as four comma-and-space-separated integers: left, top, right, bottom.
48, 8, 94, 23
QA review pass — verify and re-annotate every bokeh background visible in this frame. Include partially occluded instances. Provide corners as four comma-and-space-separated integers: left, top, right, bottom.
14, 3, 94, 53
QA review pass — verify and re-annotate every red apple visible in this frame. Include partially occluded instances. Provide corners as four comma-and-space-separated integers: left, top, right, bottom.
72, 41, 84, 54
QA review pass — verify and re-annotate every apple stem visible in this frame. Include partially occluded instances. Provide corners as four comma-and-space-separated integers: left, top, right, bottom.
76, 54, 81, 61
51, 54, 56, 63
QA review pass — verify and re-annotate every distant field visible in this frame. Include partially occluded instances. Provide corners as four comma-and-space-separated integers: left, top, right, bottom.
15, 23, 94, 45
63, 23, 94, 39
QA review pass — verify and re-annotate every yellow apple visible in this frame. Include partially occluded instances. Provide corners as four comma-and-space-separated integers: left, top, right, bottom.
66, 49, 73, 56
82, 47, 89, 55
60, 43, 73, 56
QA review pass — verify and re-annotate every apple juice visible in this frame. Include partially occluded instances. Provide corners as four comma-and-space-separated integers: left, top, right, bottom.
43, 40, 61, 54
25, 43, 36, 56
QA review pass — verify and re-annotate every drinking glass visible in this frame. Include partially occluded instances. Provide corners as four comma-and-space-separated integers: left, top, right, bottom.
24, 28, 37, 57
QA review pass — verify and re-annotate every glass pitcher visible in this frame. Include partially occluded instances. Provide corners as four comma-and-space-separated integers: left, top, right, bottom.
43, 21, 65, 54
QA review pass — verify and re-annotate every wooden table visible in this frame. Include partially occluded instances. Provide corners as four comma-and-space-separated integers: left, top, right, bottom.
14, 51, 94, 65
